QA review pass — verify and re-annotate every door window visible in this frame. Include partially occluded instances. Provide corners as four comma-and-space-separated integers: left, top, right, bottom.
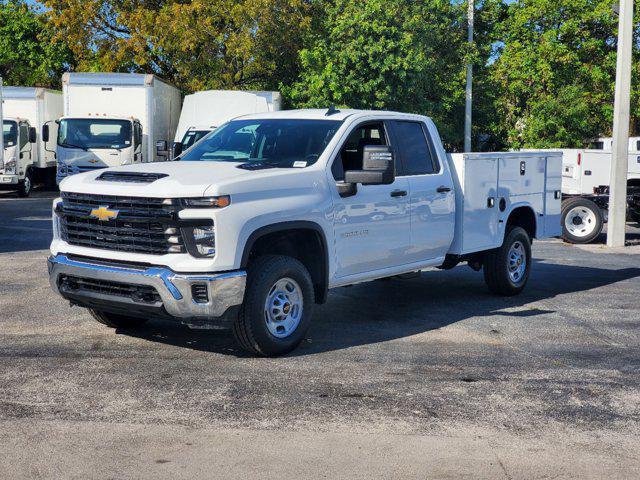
391, 121, 438, 175
332, 122, 388, 181
19, 124, 29, 150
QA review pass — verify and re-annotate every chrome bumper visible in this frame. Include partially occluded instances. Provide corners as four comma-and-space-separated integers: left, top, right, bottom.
0, 174, 19, 185
48, 254, 246, 319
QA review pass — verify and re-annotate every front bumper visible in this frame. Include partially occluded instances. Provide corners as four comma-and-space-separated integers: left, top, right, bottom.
0, 174, 19, 186
48, 254, 246, 322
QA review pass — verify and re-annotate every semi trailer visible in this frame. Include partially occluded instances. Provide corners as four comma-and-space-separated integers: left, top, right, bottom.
172, 90, 281, 158
51, 73, 181, 183
0, 87, 63, 196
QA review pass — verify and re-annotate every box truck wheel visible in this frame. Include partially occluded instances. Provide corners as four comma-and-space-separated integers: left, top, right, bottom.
483, 226, 531, 296
17, 170, 32, 197
233, 255, 314, 357
89, 309, 148, 329
561, 198, 603, 244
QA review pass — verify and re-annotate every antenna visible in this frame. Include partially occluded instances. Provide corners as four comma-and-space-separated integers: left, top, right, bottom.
325, 105, 340, 116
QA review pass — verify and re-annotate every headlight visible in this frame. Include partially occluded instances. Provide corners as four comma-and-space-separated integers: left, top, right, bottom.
192, 225, 216, 256
181, 196, 230, 208
52, 198, 62, 239
4, 159, 16, 174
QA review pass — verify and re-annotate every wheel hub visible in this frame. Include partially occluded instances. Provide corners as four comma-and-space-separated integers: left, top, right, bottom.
565, 206, 597, 237
508, 241, 527, 285
264, 277, 303, 338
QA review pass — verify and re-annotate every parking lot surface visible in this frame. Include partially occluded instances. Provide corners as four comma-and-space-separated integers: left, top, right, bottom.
1, 191, 639, 479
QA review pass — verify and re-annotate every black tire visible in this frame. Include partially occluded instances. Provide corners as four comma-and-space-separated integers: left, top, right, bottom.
17, 170, 32, 198
89, 309, 148, 329
483, 226, 532, 296
233, 255, 314, 357
561, 197, 603, 244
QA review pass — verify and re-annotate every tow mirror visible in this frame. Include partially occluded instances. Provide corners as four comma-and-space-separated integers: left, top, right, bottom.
172, 141, 183, 158
29, 127, 37, 144
42, 124, 50, 142
344, 145, 395, 186
156, 140, 169, 160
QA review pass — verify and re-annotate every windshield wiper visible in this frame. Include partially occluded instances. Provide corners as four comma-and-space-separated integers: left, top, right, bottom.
236, 160, 282, 171
59, 142, 88, 151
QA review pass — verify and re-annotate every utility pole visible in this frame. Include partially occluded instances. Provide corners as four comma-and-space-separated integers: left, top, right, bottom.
464, 0, 474, 153
607, 0, 633, 247
0, 78, 4, 165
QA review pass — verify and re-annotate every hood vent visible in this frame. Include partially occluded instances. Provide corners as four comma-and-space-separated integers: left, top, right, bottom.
96, 171, 168, 183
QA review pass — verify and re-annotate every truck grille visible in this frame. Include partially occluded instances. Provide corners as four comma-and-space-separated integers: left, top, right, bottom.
57, 192, 186, 255
59, 274, 162, 304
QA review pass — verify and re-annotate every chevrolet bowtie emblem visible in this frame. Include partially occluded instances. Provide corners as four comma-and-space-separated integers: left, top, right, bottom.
90, 206, 119, 221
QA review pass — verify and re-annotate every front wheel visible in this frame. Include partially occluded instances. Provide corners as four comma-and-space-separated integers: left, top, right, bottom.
17, 171, 32, 197
233, 255, 314, 357
89, 309, 148, 329
483, 226, 532, 296
561, 198, 603, 244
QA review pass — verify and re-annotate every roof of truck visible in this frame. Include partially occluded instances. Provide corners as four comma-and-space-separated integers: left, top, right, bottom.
1, 86, 61, 99
62, 72, 175, 88
235, 108, 421, 121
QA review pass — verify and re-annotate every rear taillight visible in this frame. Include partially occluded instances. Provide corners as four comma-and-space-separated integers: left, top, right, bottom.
577, 152, 581, 166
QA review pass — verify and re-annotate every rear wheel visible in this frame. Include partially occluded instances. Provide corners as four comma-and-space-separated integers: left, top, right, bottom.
561, 198, 603, 244
233, 255, 314, 357
483, 226, 532, 296
89, 309, 148, 329
17, 170, 32, 197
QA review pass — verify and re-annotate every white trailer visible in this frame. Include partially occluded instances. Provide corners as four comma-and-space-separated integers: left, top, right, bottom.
172, 90, 281, 157
557, 149, 640, 243
53, 73, 181, 183
0, 87, 63, 196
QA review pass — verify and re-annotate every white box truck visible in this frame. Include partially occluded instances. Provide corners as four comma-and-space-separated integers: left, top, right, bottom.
172, 90, 281, 158
0, 86, 63, 196
558, 148, 640, 243
48, 108, 562, 356
51, 73, 181, 184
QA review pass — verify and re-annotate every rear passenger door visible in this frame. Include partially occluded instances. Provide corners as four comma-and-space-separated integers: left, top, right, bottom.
389, 120, 455, 262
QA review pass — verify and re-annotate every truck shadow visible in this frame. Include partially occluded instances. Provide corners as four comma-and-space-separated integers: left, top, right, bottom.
120, 259, 640, 357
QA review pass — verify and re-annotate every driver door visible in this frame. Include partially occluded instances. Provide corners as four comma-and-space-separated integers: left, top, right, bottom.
18, 122, 32, 168
331, 121, 411, 278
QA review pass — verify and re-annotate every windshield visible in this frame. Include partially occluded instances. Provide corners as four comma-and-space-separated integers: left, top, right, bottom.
57, 118, 133, 150
3, 120, 17, 147
179, 119, 342, 167
181, 129, 211, 151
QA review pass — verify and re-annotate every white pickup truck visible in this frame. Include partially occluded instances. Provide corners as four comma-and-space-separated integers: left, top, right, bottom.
48, 109, 562, 356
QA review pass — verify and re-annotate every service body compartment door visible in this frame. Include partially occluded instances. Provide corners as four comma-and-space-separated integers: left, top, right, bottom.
461, 157, 499, 252
543, 154, 562, 237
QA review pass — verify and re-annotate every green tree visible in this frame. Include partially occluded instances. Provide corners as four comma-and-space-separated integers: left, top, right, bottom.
285, 0, 504, 150
0, 0, 73, 88
489, 0, 640, 148
43, 0, 318, 93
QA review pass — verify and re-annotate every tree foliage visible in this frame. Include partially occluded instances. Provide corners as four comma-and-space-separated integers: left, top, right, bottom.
489, 0, 640, 148
42, 0, 318, 92
0, 0, 73, 88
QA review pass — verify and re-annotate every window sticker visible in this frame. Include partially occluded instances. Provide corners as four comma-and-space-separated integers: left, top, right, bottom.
293, 161, 307, 168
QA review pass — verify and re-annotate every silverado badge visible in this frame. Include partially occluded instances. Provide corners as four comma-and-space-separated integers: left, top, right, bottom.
90, 206, 119, 221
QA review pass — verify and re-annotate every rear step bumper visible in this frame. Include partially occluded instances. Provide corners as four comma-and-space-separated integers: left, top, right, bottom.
48, 254, 246, 320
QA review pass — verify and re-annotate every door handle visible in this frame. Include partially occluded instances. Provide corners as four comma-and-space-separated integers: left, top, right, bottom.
390, 189, 407, 198
436, 186, 451, 193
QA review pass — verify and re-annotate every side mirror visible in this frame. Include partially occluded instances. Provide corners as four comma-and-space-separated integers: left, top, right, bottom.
42, 124, 50, 142
29, 127, 37, 144
172, 141, 183, 158
344, 145, 395, 186
156, 140, 168, 160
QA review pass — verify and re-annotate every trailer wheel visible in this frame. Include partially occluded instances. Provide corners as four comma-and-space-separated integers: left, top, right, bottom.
17, 170, 32, 197
233, 255, 314, 357
561, 198, 603, 244
483, 226, 531, 296
89, 309, 148, 329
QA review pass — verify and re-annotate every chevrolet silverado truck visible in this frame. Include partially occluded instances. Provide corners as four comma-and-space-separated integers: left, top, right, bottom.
48, 109, 562, 356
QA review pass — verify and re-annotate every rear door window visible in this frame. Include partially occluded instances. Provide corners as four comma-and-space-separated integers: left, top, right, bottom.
391, 121, 438, 175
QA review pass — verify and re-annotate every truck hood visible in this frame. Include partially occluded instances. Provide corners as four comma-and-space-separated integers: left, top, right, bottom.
58, 147, 124, 168
59, 160, 298, 198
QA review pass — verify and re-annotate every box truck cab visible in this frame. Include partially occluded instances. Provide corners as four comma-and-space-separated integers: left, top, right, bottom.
0, 87, 63, 196
53, 73, 181, 183
172, 90, 281, 158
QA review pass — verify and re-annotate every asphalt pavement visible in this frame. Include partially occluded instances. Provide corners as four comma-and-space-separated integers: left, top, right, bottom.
0, 190, 639, 479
